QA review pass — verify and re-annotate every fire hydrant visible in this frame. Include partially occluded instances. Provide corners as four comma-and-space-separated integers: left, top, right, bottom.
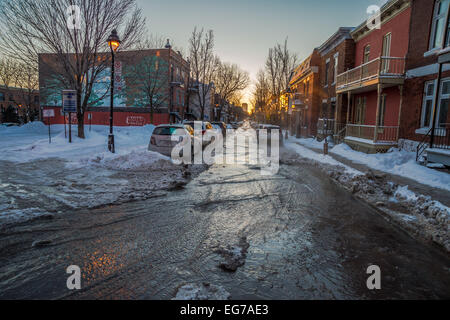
323, 139, 329, 155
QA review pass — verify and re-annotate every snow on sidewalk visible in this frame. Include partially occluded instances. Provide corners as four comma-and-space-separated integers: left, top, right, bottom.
0, 121, 157, 163
289, 137, 450, 192
284, 139, 362, 176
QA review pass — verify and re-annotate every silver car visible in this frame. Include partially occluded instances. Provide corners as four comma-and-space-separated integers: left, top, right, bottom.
148, 124, 196, 157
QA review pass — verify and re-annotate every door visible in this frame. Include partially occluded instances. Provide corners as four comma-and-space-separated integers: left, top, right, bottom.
381, 33, 391, 73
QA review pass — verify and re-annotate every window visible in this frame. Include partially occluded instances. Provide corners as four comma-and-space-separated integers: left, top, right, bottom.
333, 54, 339, 85
378, 94, 387, 126
421, 81, 435, 128
324, 59, 330, 86
438, 79, 450, 127
9, 94, 14, 101
421, 79, 450, 128
430, 0, 450, 50
356, 97, 366, 124
0, 92, 4, 102
381, 33, 392, 73
363, 45, 371, 63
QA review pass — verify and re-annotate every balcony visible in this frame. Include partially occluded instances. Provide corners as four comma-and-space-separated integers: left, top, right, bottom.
344, 124, 399, 153
336, 57, 405, 93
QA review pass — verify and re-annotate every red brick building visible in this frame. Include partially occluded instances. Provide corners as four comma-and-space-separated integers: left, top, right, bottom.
336, 0, 411, 153
316, 27, 355, 139
289, 49, 322, 137
400, 0, 450, 165
39, 41, 189, 126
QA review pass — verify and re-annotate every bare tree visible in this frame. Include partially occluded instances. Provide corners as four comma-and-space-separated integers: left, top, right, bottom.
264, 38, 297, 122
213, 61, 250, 121
0, 58, 39, 122
0, 0, 146, 138
123, 55, 169, 124
188, 27, 219, 120
252, 69, 271, 118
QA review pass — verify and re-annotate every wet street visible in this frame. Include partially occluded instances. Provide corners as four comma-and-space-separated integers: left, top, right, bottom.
0, 149, 449, 300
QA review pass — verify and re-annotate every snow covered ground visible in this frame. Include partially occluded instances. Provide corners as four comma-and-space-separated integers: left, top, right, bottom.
0, 122, 158, 163
284, 139, 362, 176
290, 137, 450, 192
0, 122, 205, 225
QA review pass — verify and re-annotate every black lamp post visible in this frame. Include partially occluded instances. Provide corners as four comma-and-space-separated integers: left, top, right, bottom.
107, 29, 121, 153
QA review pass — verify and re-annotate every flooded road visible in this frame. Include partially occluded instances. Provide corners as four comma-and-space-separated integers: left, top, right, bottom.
0, 151, 449, 300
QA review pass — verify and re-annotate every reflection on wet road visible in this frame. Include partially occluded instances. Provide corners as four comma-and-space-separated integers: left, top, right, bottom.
0, 147, 449, 299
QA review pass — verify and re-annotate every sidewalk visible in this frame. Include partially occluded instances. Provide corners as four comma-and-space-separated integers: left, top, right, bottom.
287, 138, 450, 207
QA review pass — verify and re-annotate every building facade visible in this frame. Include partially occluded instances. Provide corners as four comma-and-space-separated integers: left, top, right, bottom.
289, 49, 322, 137
38, 41, 189, 126
401, 0, 450, 164
336, 0, 411, 153
316, 27, 355, 139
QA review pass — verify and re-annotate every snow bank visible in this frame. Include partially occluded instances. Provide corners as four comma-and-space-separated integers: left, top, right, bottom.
0, 207, 53, 225
284, 140, 362, 176
331, 143, 450, 192
0, 122, 156, 163
173, 283, 231, 300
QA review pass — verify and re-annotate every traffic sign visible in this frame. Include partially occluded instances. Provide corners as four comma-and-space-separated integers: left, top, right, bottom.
62, 90, 77, 113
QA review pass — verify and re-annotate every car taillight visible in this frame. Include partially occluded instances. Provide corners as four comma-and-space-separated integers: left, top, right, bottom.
202, 130, 206, 135
151, 137, 156, 145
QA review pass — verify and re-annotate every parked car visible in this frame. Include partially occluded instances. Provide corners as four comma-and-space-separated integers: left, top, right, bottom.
211, 121, 227, 137
183, 121, 214, 146
148, 124, 198, 157
230, 122, 239, 129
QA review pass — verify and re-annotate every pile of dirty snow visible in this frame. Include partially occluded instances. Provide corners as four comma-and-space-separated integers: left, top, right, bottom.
173, 283, 231, 300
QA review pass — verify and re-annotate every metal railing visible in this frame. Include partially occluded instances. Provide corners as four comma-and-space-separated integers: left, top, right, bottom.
317, 118, 335, 135
346, 124, 399, 143
337, 57, 406, 89
416, 124, 450, 162
334, 123, 346, 145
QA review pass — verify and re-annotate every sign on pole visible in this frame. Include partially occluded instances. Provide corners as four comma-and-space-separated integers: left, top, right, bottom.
62, 90, 77, 143
43, 109, 55, 144
62, 90, 77, 113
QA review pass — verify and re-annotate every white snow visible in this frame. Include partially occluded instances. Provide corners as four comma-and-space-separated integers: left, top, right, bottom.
173, 283, 231, 300
287, 137, 450, 192
0, 122, 199, 225
331, 143, 450, 192
284, 139, 363, 176
0, 122, 156, 163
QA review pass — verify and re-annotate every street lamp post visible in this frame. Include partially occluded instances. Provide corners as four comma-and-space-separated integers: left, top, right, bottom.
107, 29, 121, 153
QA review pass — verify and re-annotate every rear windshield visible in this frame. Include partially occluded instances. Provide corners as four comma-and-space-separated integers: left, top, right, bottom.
153, 127, 185, 135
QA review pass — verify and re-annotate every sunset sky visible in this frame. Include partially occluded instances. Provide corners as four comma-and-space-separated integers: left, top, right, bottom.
138, 0, 389, 105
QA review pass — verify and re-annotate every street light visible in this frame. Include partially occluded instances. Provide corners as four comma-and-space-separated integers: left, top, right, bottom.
107, 29, 121, 153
